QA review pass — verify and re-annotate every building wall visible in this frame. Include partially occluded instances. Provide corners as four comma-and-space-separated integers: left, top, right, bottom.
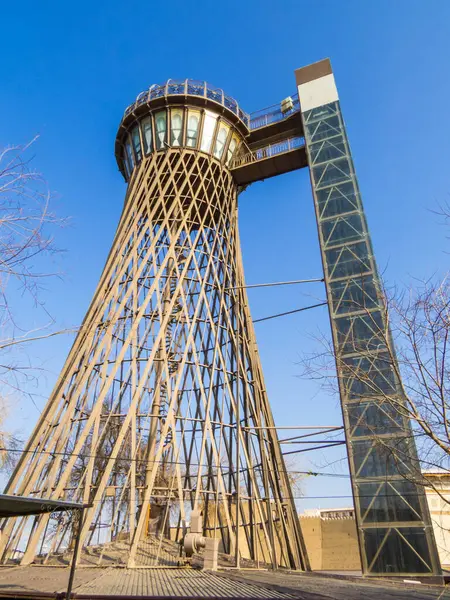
300, 509, 361, 571
321, 517, 360, 570
298, 516, 322, 570
424, 473, 450, 568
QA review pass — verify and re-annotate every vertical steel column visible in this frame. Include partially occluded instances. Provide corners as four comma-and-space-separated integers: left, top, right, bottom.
66, 507, 85, 600
296, 59, 441, 579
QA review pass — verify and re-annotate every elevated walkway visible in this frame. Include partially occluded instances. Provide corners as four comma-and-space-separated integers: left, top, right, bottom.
230, 136, 307, 186
249, 95, 303, 143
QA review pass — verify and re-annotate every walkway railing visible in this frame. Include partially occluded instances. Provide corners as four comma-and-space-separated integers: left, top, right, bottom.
249, 95, 300, 130
123, 79, 250, 128
230, 136, 305, 169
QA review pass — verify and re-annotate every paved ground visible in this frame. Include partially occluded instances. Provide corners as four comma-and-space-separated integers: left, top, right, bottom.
0, 565, 449, 599
222, 570, 450, 600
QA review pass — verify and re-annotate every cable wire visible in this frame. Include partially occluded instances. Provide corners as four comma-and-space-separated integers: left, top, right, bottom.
229, 278, 324, 290
253, 301, 328, 324
0, 446, 349, 478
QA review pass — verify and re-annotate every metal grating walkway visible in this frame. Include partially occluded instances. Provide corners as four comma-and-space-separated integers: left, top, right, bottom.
78, 568, 293, 598
0, 566, 294, 598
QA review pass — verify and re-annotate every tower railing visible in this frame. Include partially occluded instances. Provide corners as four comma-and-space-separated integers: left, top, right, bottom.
230, 136, 304, 169
123, 79, 250, 128
249, 94, 300, 130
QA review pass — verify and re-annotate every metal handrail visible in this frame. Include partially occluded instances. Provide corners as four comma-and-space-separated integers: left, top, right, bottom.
249, 94, 300, 131
230, 136, 305, 169
123, 80, 250, 128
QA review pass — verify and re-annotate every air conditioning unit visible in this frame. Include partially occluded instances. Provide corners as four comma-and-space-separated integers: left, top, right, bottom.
281, 96, 294, 114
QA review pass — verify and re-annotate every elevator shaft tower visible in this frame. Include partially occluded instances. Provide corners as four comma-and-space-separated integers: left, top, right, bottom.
232, 59, 440, 580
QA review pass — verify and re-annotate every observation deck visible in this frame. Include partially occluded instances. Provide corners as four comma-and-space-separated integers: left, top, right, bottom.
118, 79, 250, 140
116, 79, 308, 186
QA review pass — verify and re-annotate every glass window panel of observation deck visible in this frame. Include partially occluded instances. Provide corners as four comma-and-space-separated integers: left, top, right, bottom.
141, 116, 153, 155
226, 134, 240, 166
213, 122, 230, 159
155, 110, 167, 150
131, 126, 142, 162
125, 138, 135, 171
122, 155, 131, 179
186, 110, 201, 148
170, 108, 184, 147
200, 110, 218, 153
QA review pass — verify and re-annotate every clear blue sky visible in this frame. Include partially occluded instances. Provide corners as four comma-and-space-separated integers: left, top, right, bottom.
1, 0, 449, 509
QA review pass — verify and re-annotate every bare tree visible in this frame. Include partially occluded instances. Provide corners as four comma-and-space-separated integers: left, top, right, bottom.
0, 138, 69, 470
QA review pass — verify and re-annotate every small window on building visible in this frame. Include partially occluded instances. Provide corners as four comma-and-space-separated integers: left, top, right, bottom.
186, 110, 201, 148
170, 109, 184, 146
141, 116, 153, 155
200, 110, 218, 153
213, 122, 230, 159
131, 126, 142, 162
155, 111, 167, 150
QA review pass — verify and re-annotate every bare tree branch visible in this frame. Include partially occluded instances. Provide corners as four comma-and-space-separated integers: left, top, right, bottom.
0, 139, 73, 470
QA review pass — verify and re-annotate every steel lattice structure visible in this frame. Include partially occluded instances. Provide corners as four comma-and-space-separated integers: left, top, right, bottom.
0, 89, 307, 570
0, 64, 442, 580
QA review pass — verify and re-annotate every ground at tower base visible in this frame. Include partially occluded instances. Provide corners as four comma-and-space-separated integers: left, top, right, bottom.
0, 566, 448, 600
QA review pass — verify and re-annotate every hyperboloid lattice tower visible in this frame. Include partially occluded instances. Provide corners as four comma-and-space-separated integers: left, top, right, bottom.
0, 60, 442, 580
0, 78, 307, 571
